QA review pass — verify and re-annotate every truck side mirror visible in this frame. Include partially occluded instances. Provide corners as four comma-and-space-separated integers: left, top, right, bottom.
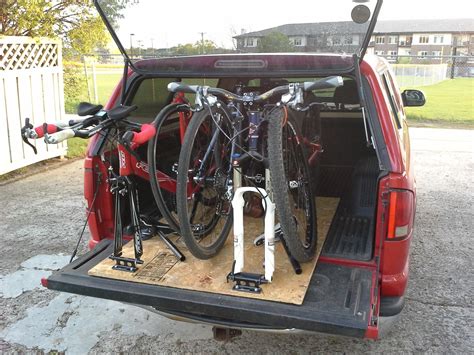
401, 89, 426, 107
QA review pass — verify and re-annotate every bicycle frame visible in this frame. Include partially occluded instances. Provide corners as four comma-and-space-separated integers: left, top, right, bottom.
117, 144, 176, 192
117, 92, 192, 193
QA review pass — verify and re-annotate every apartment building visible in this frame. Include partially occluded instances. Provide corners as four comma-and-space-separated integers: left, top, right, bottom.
235, 18, 474, 63
369, 19, 474, 63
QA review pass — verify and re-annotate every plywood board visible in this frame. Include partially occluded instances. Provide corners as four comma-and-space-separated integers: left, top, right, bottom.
89, 197, 339, 305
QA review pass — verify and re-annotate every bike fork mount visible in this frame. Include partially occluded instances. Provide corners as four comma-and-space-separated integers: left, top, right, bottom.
227, 186, 275, 293
109, 171, 144, 272
108, 167, 185, 272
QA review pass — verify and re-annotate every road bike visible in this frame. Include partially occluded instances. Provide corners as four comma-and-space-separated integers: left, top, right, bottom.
21, 102, 185, 271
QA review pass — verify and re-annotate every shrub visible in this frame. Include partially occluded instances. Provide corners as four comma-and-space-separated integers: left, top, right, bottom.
63, 63, 88, 114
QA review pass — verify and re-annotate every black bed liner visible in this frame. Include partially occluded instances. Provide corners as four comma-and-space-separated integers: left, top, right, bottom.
46, 240, 375, 337
320, 156, 379, 260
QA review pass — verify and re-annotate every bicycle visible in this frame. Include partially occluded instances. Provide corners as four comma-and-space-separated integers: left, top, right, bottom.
21, 102, 185, 272
166, 76, 344, 262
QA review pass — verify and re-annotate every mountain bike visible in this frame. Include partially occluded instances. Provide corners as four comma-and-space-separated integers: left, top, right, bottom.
166, 76, 343, 261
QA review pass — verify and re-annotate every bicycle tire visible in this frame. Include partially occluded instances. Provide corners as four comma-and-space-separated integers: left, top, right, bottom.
176, 105, 233, 259
148, 103, 190, 233
267, 107, 317, 263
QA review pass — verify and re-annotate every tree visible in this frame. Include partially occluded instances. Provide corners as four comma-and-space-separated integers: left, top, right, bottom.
257, 32, 294, 53
173, 40, 219, 56
0, 0, 128, 56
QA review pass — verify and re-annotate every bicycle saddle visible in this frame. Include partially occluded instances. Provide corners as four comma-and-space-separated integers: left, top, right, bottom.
77, 102, 103, 116
108, 105, 138, 121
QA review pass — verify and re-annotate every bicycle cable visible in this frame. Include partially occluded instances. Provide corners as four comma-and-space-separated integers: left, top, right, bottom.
69, 169, 101, 263
204, 98, 267, 164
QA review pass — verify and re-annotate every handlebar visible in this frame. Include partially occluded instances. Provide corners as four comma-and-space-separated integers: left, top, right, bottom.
21, 104, 141, 154
167, 76, 344, 105
44, 129, 75, 144
122, 124, 156, 146
34, 123, 59, 138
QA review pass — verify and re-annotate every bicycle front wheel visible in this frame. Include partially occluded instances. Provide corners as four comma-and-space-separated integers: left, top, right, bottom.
148, 103, 190, 233
176, 106, 233, 259
267, 107, 317, 263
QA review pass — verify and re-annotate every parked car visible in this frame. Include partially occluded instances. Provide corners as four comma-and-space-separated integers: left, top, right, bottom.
42, 0, 425, 339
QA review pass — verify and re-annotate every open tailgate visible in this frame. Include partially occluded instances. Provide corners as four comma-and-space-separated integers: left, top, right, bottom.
45, 240, 378, 337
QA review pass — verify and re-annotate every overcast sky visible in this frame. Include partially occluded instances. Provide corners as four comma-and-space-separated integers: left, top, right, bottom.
105, 0, 474, 49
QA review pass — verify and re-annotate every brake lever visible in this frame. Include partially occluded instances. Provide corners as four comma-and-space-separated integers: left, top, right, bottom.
20, 118, 38, 154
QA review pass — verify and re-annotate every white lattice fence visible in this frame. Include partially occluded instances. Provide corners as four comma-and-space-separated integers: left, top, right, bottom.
0, 36, 66, 175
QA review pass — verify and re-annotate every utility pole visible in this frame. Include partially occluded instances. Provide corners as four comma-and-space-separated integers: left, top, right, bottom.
199, 32, 206, 54
138, 40, 143, 56
130, 33, 135, 58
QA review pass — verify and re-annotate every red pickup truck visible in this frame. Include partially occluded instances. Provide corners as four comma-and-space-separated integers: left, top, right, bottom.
42, 0, 424, 339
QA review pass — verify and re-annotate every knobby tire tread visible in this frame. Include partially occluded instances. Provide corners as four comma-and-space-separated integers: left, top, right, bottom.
176, 108, 232, 259
267, 108, 317, 263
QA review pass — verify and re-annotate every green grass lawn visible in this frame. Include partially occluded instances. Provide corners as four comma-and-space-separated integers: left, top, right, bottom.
66, 137, 90, 158
404, 78, 474, 127
65, 73, 121, 113
64, 72, 119, 158
95, 73, 122, 105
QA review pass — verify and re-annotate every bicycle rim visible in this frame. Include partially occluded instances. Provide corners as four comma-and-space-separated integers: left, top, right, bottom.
148, 103, 189, 232
176, 106, 233, 259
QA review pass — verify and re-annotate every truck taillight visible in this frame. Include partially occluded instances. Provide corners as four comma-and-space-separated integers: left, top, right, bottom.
387, 190, 414, 240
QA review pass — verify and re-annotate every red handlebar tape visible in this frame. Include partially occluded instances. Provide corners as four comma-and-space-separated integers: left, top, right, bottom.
34, 124, 58, 138
131, 124, 156, 145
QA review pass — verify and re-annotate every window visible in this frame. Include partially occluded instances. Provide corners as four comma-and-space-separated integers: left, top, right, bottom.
433, 36, 444, 44
130, 78, 172, 123
388, 36, 397, 44
400, 36, 413, 46
332, 36, 341, 45
419, 36, 429, 44
388, 51, 398, 56
375, 36, 385, 44
418, 51, 428, 58
344, 36, 353, 45
432, 51, 441, 56
381, 73, 402, 129
245, 38, 257, 47
375, 50, 385, 55
290, 37, 303, 46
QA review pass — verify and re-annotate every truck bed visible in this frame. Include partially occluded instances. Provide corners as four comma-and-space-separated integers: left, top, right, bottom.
45, 239, 376, 337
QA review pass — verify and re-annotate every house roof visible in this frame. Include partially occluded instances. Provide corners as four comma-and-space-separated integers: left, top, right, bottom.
235, 18, 474, 38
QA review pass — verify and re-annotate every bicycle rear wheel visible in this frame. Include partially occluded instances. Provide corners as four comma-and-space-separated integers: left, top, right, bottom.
148, 103, 191, 232
176, 105, 233, 259
267, 107, 317, 263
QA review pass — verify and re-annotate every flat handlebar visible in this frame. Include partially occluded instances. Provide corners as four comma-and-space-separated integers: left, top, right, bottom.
167, 76, 344, 104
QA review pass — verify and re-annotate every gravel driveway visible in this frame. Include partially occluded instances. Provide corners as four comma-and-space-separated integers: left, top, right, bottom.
1, 127, 473, 353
